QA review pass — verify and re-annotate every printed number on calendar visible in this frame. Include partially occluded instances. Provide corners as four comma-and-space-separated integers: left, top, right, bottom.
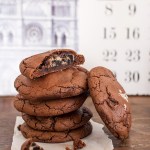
124, 71, 140, 83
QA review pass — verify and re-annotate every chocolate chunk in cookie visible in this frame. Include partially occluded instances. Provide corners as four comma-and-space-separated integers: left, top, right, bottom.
22, 107, 93, 131
21, 138, 44, 150
15, 67, 88, 101
14, 94, 88, 117
88, 66, 131, 139
19, 122, 92, 143
20, 49, 85, 79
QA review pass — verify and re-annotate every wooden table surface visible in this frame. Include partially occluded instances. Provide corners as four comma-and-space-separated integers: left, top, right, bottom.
0, 96, 150, 150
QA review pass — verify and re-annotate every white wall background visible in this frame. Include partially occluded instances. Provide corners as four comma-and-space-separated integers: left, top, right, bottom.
1, 0, 150, 95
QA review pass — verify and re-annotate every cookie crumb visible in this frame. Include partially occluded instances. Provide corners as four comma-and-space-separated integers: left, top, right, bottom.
73, 139, 86, 150
21, 138, 44, 150
17, 125, 21, 131
65, 147, 71, 150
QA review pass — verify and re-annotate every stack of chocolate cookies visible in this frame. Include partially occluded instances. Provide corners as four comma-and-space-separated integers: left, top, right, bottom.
14, 50, 93, 145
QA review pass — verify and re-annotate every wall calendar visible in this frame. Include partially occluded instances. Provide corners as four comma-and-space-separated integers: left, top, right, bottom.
79, 0, 150, 95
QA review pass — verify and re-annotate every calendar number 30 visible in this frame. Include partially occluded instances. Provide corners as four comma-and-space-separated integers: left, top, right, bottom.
124, 71, 140, 83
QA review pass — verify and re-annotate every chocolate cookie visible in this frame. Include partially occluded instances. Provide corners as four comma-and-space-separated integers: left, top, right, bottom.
88, 66, 131, 139
14, 94, 87, 116
22, 107, 93, 131
15, 67, 88, 100
20, 49, 85, 79
19, 122, 92, 143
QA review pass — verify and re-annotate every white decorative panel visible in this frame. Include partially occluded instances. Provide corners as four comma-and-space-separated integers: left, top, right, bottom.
0, 0, 78, 95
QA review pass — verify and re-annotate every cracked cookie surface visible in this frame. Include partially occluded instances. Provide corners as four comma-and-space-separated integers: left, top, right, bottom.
19, 122, 92, 143
88, 66, 131, 139
14, 94, 87, 116
19, 49, 85, 79
22, 107, 93, 131
15, 67, 88, 101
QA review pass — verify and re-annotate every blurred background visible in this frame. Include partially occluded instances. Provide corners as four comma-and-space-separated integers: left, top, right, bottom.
0, 0, 78, 95
0, 0, 150, 95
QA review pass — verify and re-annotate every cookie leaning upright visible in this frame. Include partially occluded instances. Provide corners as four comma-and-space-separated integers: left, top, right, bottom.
88, 66, 131, 139
20, 49, 85, 79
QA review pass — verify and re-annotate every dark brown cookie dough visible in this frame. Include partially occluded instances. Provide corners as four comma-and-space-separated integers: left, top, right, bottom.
21, 138, 44, 150
15, 67, 88, 100
19, 122, 92, 143
88, 66, 131, 139
14, 94, 87, 117
22, 107, 93, 131
20, 49, 85, 79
